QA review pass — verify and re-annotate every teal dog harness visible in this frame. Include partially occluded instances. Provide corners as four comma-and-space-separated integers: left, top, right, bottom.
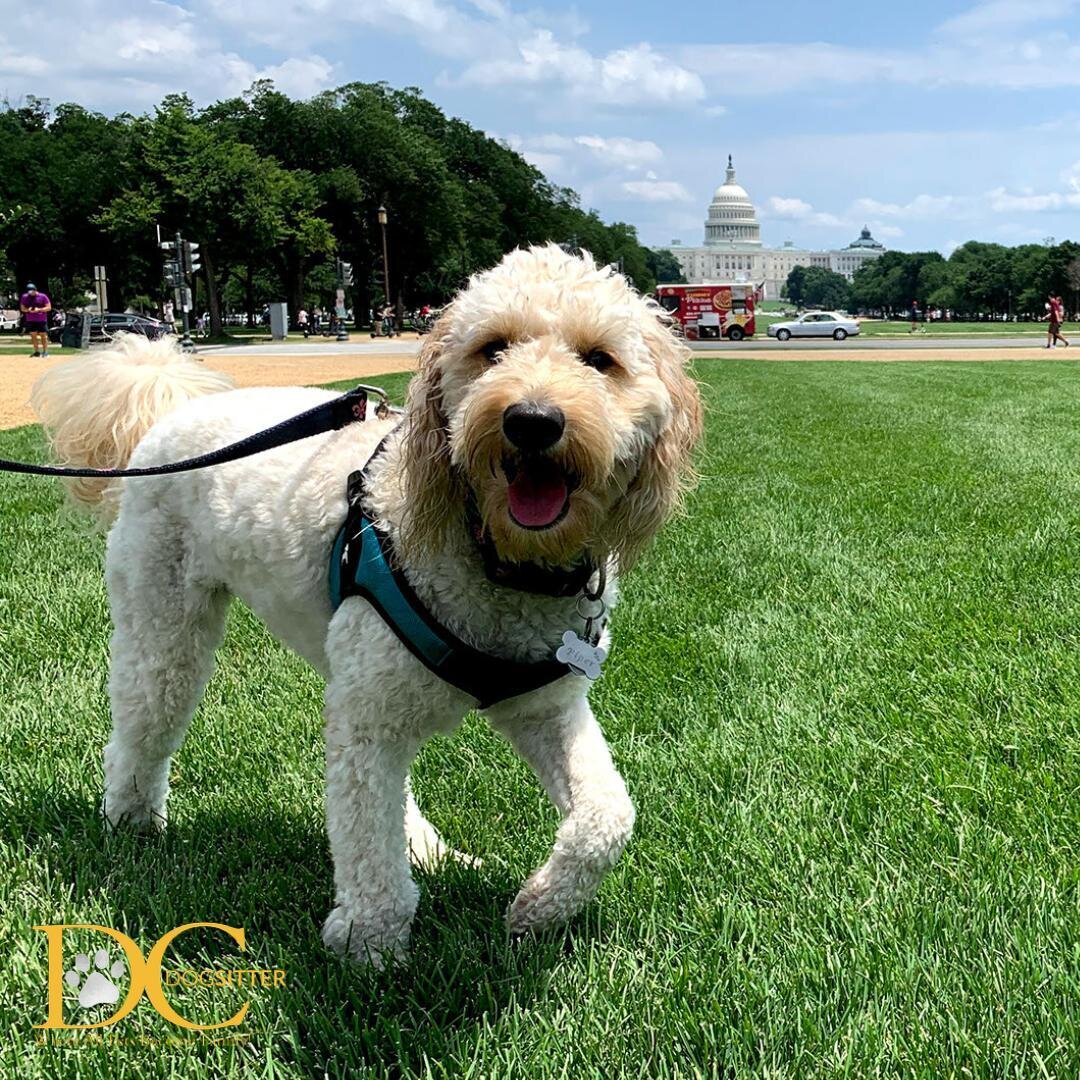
328, 446, 597, 708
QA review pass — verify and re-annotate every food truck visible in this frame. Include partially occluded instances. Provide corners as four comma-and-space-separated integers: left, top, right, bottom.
655, 282, 763, 340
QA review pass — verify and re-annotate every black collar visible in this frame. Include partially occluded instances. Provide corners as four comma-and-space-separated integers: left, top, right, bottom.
464, 494, 597, 598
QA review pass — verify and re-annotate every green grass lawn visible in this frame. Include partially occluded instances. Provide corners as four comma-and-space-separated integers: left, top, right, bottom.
754, 316, 1073, 338
3, 362, 1079, 1077
856, 320, 1070, 337
0, 345, 66, 356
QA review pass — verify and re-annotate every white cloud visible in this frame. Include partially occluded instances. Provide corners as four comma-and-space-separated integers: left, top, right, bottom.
987, 186, 1080, 212
851, 183, 1080, 219
936, 0, 1079, 38
465, 0, 509, 17
573, 135, 663, 170
675, 2, 1080, 94
766, 197, 813, 218
200, 0, 702, 110
460, 33, 704, 106
0, 39, 48, 77
850, 194, 970, 220
255, 56, 337, 98
499, 130, 671, 180
763, 196, 844, 227
0, 3, 337, 109
621, 180, 692, 203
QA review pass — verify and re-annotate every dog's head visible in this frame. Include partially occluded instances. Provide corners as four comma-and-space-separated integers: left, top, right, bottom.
398, 245, 702, 570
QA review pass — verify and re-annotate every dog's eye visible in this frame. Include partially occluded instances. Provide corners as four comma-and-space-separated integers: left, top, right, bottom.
481, 338, 509, 364
582, 349, 615, 371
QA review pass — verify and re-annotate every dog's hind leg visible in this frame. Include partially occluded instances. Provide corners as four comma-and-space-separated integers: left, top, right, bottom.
102, 511, 230, 831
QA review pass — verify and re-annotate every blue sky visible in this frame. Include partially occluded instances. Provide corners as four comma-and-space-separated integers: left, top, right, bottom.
3, 0, 1079, 253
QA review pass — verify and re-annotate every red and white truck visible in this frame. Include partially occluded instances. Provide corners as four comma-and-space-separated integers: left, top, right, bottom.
655, 282, 763, 341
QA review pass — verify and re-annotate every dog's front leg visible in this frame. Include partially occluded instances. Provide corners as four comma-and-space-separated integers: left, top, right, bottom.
319, 601, 469, 965
489, 690, 635, 935
320, 706, 420, 967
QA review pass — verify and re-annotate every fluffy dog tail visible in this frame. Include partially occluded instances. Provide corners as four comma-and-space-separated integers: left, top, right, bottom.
31, 334, 234, 522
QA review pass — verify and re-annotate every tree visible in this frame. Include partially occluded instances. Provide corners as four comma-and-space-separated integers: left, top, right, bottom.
5, 87, 1077, 327
784, 265, 807, 306
645, 248, 686, 285
94, 96, 335, 335
801, 267, 852, 311
946, 242, 1013, 318
1066, 256, 1080, 319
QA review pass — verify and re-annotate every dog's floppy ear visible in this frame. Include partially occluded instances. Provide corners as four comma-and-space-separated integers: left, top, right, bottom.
398, 308, 463, 559
608, 315, 703, 571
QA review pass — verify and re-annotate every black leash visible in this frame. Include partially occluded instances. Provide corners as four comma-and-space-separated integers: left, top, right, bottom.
0, 384, 396, 480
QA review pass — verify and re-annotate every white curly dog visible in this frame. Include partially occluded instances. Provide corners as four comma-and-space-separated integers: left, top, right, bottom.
33, 245, 701, 965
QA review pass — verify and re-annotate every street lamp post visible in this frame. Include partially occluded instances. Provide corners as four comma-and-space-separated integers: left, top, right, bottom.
377, 205, 391, 323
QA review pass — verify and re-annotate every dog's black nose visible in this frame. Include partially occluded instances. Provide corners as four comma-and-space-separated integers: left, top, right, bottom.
502, 402, 565, 452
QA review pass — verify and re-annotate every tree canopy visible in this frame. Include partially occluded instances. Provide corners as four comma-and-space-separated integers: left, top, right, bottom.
783, 265, 852, 311
850, 242, 1080, 318
0, 83, 661, 334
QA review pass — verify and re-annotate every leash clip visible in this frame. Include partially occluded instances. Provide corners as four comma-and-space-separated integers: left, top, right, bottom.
349, 383, 403, 422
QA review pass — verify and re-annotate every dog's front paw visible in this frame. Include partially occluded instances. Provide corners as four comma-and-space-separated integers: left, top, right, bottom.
507, 864, 591, 936
321, 905, 410, 968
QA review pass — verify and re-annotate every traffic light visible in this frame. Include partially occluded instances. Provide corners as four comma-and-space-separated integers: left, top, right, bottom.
339, 259, 354, 287
183, 241, 201, 274
163, 257, 180, 287
160, 238, 180, 286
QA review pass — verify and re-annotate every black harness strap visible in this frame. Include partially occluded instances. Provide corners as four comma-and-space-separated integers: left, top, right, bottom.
0, 385, 381, 479
330, 439, 577, 709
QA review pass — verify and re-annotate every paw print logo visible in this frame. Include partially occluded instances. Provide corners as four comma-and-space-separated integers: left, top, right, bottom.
555, 630, 607, 680
64, 949, 127, 1011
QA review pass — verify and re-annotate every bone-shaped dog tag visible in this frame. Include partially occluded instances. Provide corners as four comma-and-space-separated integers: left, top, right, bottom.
555, 630, 607, 680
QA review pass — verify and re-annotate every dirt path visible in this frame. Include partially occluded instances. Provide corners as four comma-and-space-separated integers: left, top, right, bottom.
1, 344, 1073, 430
0, 351, 419, 430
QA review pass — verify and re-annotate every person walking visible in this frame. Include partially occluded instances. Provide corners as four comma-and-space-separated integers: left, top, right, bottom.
297, 307, 309, 336
20, 282, 52, 357
1046, 293, 1069, 348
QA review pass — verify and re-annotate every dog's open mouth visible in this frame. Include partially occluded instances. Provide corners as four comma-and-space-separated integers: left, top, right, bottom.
504, 458, 574, 529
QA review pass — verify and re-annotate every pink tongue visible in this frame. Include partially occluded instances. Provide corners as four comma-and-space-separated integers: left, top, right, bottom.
507, 466, 568, 527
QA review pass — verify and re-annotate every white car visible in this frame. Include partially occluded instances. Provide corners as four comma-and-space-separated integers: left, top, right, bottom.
767, 311, 860, 341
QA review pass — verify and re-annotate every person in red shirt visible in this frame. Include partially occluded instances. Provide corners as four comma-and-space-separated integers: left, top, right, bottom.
1046, 294, 1069, 348
19, 282, 52, 358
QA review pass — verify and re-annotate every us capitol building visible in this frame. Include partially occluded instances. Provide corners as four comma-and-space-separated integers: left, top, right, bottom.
665, 156, 885, 299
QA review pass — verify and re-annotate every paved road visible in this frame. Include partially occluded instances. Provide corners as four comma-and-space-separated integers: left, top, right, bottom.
201, 334, 1056, 357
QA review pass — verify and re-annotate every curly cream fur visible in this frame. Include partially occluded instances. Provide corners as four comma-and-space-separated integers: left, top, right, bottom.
30, 335, 233, 521
36, 245, 700, 967
393, 244, 702, 571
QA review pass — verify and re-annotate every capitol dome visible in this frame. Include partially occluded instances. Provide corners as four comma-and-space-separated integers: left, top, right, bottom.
704, 155, 761, 247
